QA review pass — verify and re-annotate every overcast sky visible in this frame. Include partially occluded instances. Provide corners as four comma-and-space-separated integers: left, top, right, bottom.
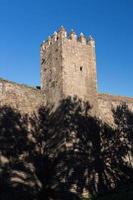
0, 0, 133, 97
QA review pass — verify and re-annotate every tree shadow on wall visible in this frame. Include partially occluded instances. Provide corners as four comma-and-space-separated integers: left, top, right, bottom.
0, 106, 40, 200
111, 104, 133, 180
31, 97, 133, 199
0, 98, 133, 200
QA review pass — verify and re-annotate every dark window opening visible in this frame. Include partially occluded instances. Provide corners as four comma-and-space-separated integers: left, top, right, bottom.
80, 66, 83, 71
36, 86, 41, 90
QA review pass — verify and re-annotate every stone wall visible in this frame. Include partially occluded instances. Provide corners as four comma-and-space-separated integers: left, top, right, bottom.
0, 78, 46, 114
98, 93, 133, 123
1, 78, 133, 124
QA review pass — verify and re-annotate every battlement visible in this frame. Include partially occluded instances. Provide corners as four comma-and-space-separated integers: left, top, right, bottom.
40, 26, 95, 51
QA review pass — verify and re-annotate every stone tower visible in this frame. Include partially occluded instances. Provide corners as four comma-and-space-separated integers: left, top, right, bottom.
40, 26, 97, 110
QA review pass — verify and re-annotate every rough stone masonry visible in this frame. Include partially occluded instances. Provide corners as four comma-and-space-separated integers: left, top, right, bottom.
0, 26, 132, 122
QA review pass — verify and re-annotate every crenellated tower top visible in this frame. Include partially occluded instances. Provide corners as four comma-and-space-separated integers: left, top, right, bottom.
40, 26, 96, 51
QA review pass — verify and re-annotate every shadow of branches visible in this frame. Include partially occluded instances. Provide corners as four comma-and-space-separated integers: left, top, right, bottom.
0, 106, 38, 200
0, 97, 133, 200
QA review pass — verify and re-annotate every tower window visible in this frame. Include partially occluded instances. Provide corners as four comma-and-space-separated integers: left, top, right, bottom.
80, 66, 83, 71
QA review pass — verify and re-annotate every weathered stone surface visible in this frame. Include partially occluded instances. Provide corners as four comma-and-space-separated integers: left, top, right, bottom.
98, 93, 133, 124
0, 78, 46, 114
